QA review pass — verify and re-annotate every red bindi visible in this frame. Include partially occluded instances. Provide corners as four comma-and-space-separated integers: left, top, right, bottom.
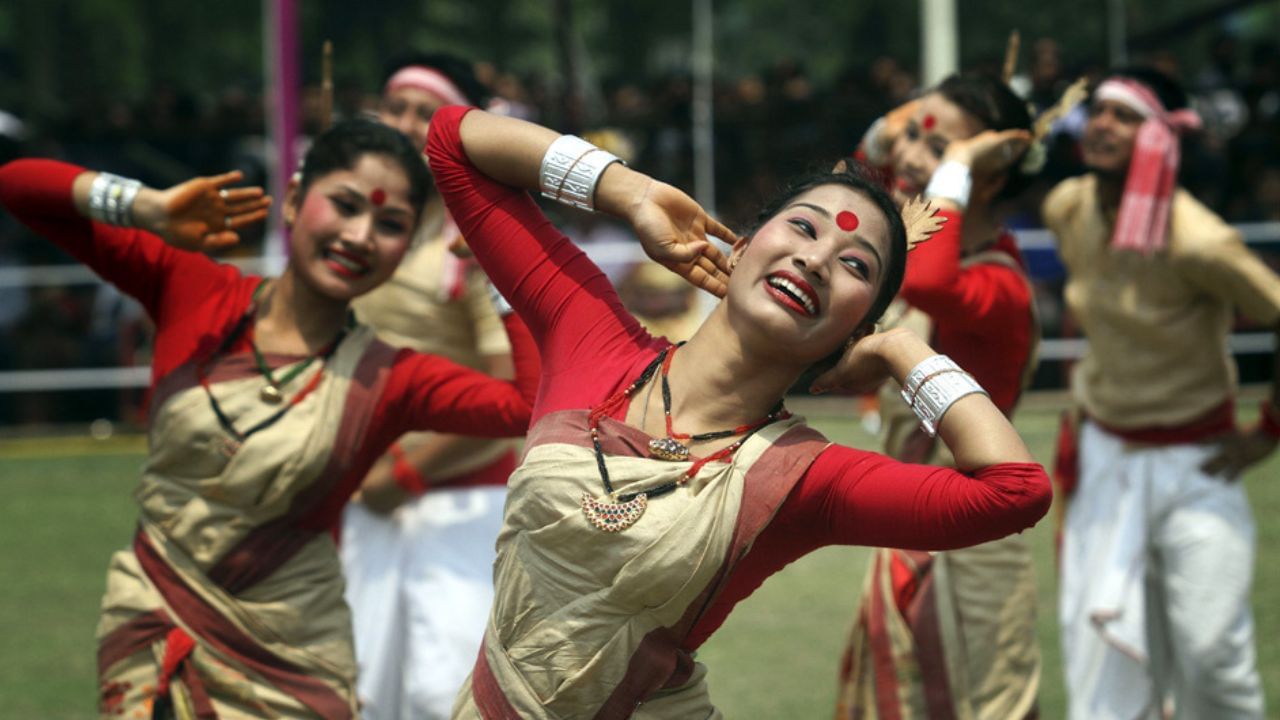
370, 188, 387, 206
922, 114, 937, 131
836, 211, 860, 232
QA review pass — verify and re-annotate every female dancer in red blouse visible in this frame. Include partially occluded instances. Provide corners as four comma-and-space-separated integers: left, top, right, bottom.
834, 73, 1043, 720
0, 119, 537, 718
422, 104, 1052, 719
339, 53, 519, 720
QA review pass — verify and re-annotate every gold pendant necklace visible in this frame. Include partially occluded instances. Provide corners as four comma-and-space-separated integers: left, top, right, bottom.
581, 345, 788, 533
259, 384, 285, 404
648, 437, 690, 461
580, 492, 648, 533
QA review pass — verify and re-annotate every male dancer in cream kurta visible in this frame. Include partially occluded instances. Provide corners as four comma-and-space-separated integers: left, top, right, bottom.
1044, 68, 1280, 720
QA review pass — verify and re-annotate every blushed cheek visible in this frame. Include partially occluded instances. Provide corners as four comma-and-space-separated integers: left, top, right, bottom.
297, 194, 335, 230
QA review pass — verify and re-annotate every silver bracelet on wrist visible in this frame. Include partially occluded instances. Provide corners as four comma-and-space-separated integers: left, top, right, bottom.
924, 160, 973, 210
900, 354, 988, 436
900, 354, 957, 400
538, 135, 623, 212
87, 172, 144, 227
487, 282, 514, 318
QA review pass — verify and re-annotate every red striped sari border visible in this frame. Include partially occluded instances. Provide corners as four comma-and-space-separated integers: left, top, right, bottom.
207, 339, 396, 592
133, 531, 354, 719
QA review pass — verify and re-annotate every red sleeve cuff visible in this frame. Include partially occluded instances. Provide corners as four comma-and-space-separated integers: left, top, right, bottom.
389, 442, 430, 496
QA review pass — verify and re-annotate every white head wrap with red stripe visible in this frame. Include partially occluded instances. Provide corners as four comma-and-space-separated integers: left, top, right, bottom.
1094, 77, 1202, 255
384, 65, 473, 298
384, 66, 470, 108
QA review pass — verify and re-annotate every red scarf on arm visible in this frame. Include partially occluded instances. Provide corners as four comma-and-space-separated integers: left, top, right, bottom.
1095, 78, 1202, 255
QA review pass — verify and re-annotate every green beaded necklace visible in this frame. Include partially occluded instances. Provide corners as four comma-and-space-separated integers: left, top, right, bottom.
248, 281, 354, 404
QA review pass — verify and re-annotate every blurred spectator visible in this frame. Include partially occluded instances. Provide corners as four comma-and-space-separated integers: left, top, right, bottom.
616, 262, 703, 343
4, 35, 1280, 427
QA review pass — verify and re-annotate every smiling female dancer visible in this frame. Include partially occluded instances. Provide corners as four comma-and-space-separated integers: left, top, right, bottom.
0, 118, 537, 718
834, 73, 1045, 720
421, 104, 1052, 718
338, 53, 519, 720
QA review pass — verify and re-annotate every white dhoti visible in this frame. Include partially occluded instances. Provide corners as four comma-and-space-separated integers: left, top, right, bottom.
1060, 420, 1264, 719
340, 486, 506, 720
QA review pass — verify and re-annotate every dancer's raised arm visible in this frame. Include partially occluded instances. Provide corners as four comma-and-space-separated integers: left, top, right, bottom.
0, 160, 269, 316
428, 106, 732, 296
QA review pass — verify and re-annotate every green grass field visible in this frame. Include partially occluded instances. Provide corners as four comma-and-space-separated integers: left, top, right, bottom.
1, 402, 1278, 718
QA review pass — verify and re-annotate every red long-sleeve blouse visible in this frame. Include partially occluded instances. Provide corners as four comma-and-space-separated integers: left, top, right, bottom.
427, 106, 1051, 649
899, 211, 1035, 413
853, 146, 1036, 413
0, 158, 539, 529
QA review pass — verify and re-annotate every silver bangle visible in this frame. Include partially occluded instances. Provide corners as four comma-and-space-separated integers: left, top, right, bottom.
117, 181, 142, 226
900, 355, 988, 436
924, 160, 973, 210
87, 172, 144, 227
538, 135, 623, 212
899, 354, 958, 402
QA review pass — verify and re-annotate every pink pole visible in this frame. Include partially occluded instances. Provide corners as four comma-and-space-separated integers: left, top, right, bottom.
265, 0, 299, 259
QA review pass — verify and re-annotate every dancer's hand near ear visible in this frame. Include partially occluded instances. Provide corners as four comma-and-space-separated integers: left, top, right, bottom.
942, 129, 1031, 177
809, 328, 892, 396
863, 99, 921, 162
452, 108, 736, 298
599, 171, 736, 298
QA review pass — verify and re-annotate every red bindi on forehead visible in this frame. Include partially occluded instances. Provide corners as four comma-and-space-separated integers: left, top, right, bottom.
370, 188, 387, 206
836, 211, 860, 232
922, 114, 937, 131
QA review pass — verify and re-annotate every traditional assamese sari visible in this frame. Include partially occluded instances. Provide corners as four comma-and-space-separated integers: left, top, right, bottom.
0, 158, 539, 718
425, 105, 1053, 718
835, 216, 1043, 720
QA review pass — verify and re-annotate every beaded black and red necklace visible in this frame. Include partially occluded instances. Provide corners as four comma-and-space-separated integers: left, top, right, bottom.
197, 280, 354, 454
581, 344, 790, 532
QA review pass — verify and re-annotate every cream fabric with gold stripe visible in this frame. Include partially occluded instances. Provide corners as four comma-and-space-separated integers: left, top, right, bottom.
96, 326, 383, 718
453, 414, 812, 719
1043, 174, 1280, 430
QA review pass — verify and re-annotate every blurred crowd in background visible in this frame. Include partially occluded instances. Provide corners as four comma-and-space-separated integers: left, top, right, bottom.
2, 32, 1280, 428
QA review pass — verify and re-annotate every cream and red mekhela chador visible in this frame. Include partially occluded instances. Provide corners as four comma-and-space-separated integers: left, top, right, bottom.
834, 205, 1041, 720
426, 105, 1052, 719
1045, 174, 1279, 719
342, 198, 517, 719
0, 159, 539, 719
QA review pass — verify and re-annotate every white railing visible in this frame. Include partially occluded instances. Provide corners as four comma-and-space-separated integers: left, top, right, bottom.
2, 222, 1278, 392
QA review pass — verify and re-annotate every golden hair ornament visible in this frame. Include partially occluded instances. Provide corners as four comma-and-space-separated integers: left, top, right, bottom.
901, 196, 947, 251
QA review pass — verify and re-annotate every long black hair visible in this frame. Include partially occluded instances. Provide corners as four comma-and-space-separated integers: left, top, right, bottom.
297, 118, 432, 221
